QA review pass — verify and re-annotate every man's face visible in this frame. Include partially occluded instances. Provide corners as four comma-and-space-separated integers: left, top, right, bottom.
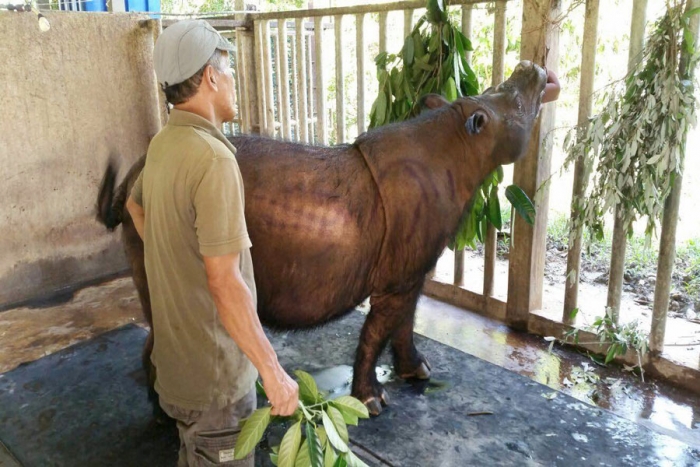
214, 53, 237, 123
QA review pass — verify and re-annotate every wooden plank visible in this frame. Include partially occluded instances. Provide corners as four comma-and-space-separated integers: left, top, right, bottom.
274, 24, 286, 139
650, 0, 700, 355
307, 33, 315, 140
424, 279, 507, 321
314, 16, 327, 145
295, 18, 309, 143
334, 15, 346, 144
404, 9, 413, 38
162, 19, 251, 31
606, 0, 648, 324
378, 11, 388, 54
289, 33, 299, 140
563, 0, 600, 324
254, 19, 267, 135
241, 0, 503, 21
262, 20, 276, 137
461, 5, 473, 64
483, 0, 506, 299
278, 20, 292, 140
235, 27, 255, 133
356, 13, 366, 135
505, 0, 560, 330
453, 250, 464, 286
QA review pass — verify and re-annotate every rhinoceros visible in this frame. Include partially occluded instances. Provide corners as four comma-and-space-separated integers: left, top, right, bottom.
97, 61, 549, 417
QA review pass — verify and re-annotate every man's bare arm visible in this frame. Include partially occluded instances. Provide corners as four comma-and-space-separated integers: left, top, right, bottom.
126, 196, 145, 241
204, 252, 299, 416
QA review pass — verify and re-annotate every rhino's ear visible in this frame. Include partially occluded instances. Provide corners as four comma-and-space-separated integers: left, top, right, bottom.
465, 110, 488, 135
419, 94, 450, 111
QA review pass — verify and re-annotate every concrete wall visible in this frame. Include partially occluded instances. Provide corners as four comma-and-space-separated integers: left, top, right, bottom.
0, 12, 162, 307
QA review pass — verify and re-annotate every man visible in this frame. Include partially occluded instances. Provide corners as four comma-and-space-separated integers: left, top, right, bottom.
126, 20, 298, 466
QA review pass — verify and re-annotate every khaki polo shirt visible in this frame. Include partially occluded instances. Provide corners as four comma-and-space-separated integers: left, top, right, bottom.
131, 109, 257, 411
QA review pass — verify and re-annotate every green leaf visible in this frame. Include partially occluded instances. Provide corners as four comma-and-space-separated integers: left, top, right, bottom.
322, 411, 348, 453
326, 407, 348, 443
505, 185, 536, 225
487, 186, 502, 230
295, 370, 320, 405
332, 455, 348, 467
445, 77, 457, 102
271, 452, 279, 466
345, 451, 370, 467
306, 423, 324, 467
403, 35, 415, 66
234, 407, 271, 460
316, 426, 328, 448
375, 92, 388, 127
331, 396, 370, 419
496, 166, 504, 183
279, 421, 303, 467
324, 444, 337, 467
340, 412, 358, 426
255, 380, 267, 398
295, 440, 311, 467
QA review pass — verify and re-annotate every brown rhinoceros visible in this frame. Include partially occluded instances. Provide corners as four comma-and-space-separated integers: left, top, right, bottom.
97, 61, 549, 417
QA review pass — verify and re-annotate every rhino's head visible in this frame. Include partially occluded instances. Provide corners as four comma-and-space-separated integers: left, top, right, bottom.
422, 61, 548, 167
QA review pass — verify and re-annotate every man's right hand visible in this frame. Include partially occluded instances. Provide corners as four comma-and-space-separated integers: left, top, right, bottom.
263, 367, 299, 416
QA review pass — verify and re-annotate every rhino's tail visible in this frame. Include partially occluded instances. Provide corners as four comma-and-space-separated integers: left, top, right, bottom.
96, 157, 123, 231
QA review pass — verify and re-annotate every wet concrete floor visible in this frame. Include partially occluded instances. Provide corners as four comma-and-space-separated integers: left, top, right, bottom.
0, 276, 698, 452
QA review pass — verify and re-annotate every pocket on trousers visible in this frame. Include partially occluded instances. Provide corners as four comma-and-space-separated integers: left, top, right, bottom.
193, 428, 253, 466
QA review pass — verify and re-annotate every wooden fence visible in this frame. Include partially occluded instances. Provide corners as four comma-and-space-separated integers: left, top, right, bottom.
164, 0, 700, 393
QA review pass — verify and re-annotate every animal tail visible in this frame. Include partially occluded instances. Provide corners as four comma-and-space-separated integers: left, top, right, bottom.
96, 157, 123, 231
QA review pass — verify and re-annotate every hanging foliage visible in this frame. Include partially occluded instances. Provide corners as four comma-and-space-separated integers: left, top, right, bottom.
368, 0, 535, 251
563, 1, 700, 242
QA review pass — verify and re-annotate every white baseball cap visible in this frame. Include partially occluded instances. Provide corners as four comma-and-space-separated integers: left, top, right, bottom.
154, 20, 234, 87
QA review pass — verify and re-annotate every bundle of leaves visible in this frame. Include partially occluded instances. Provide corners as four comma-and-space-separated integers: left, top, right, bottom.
368, 0, 535, 251
234, 371, 371, 467
563, 1, 700, 242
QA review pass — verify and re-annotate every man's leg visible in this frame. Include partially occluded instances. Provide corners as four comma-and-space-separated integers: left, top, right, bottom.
161, 388, 257, 466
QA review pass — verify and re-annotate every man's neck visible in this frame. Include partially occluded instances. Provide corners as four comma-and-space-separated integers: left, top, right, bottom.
174, 100, 221, 127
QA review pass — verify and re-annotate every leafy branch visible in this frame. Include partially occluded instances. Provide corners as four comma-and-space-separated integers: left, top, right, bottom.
563, 1, 700, 242
368, 0, 535, 251
234, 370, 370, 467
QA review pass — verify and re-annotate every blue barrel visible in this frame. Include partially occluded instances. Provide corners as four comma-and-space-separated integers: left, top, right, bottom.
126, 0, 160, 16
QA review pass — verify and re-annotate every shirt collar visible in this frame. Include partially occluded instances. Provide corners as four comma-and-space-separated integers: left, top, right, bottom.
167, 109, 237, 155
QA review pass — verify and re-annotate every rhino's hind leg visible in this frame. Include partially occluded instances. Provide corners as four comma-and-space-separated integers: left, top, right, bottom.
391, 312, 431, 380
352, 287, 422, 416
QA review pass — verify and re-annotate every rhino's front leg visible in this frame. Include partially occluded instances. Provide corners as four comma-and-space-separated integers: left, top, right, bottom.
352, 287, 422, 416
390, 311, 431, 380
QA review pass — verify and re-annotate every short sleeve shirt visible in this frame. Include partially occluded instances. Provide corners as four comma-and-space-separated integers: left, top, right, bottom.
132, 109, 257, 410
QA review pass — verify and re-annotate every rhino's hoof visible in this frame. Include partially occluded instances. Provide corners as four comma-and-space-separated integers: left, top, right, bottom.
380, 387, 391, 406
399, 361, 431, 380
364, 397, 383, 416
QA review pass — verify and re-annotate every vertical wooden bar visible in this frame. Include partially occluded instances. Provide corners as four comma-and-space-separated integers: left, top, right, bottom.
307, 28, 316, 141
314, 16, 327, 144
262, 20, 276, 137
461, 4, 473, 64
404, 9, 413, 38
278, 20, 292, 140
274, 23, 287, 139
650, 0, 700, 355
378, 11, 388, 54
483, 0, 507, 298
563, 0, 600, 324
606, 0, 648, 324
334, 15, 346, 144
254, 20, 268, 135
506, 0, 560, 330
295, 18, 309, 143
356, 13, 366, 135
290, 33, 299, 140
236, 26, 258, 134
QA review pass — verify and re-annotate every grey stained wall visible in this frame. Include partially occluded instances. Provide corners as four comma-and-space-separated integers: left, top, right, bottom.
0, 12, 162, 307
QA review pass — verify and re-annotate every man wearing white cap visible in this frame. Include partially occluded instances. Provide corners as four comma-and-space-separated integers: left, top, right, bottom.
126, 20, 298, 466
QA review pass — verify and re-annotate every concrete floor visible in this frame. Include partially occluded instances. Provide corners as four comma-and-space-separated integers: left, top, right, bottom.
0, 276, 698, 461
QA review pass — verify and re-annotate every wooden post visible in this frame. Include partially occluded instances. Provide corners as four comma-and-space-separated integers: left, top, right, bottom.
262, 20, 276, 137
483, 0, 507, 298
506, 0, 560, 330
278, 20, 292, 140
606, 0, 648, 324
356, 13, 366, 136
236, 26, 257, 134
650, 0, 700, 355
254, 20, 268, 135
314, 16, 327, 144
295, 18, 309, 143
334, 15, 345, 144
404, 9, 414, 38
563, 0, 600, 324
378, 11, 388, 54
461, 5, 473, 64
